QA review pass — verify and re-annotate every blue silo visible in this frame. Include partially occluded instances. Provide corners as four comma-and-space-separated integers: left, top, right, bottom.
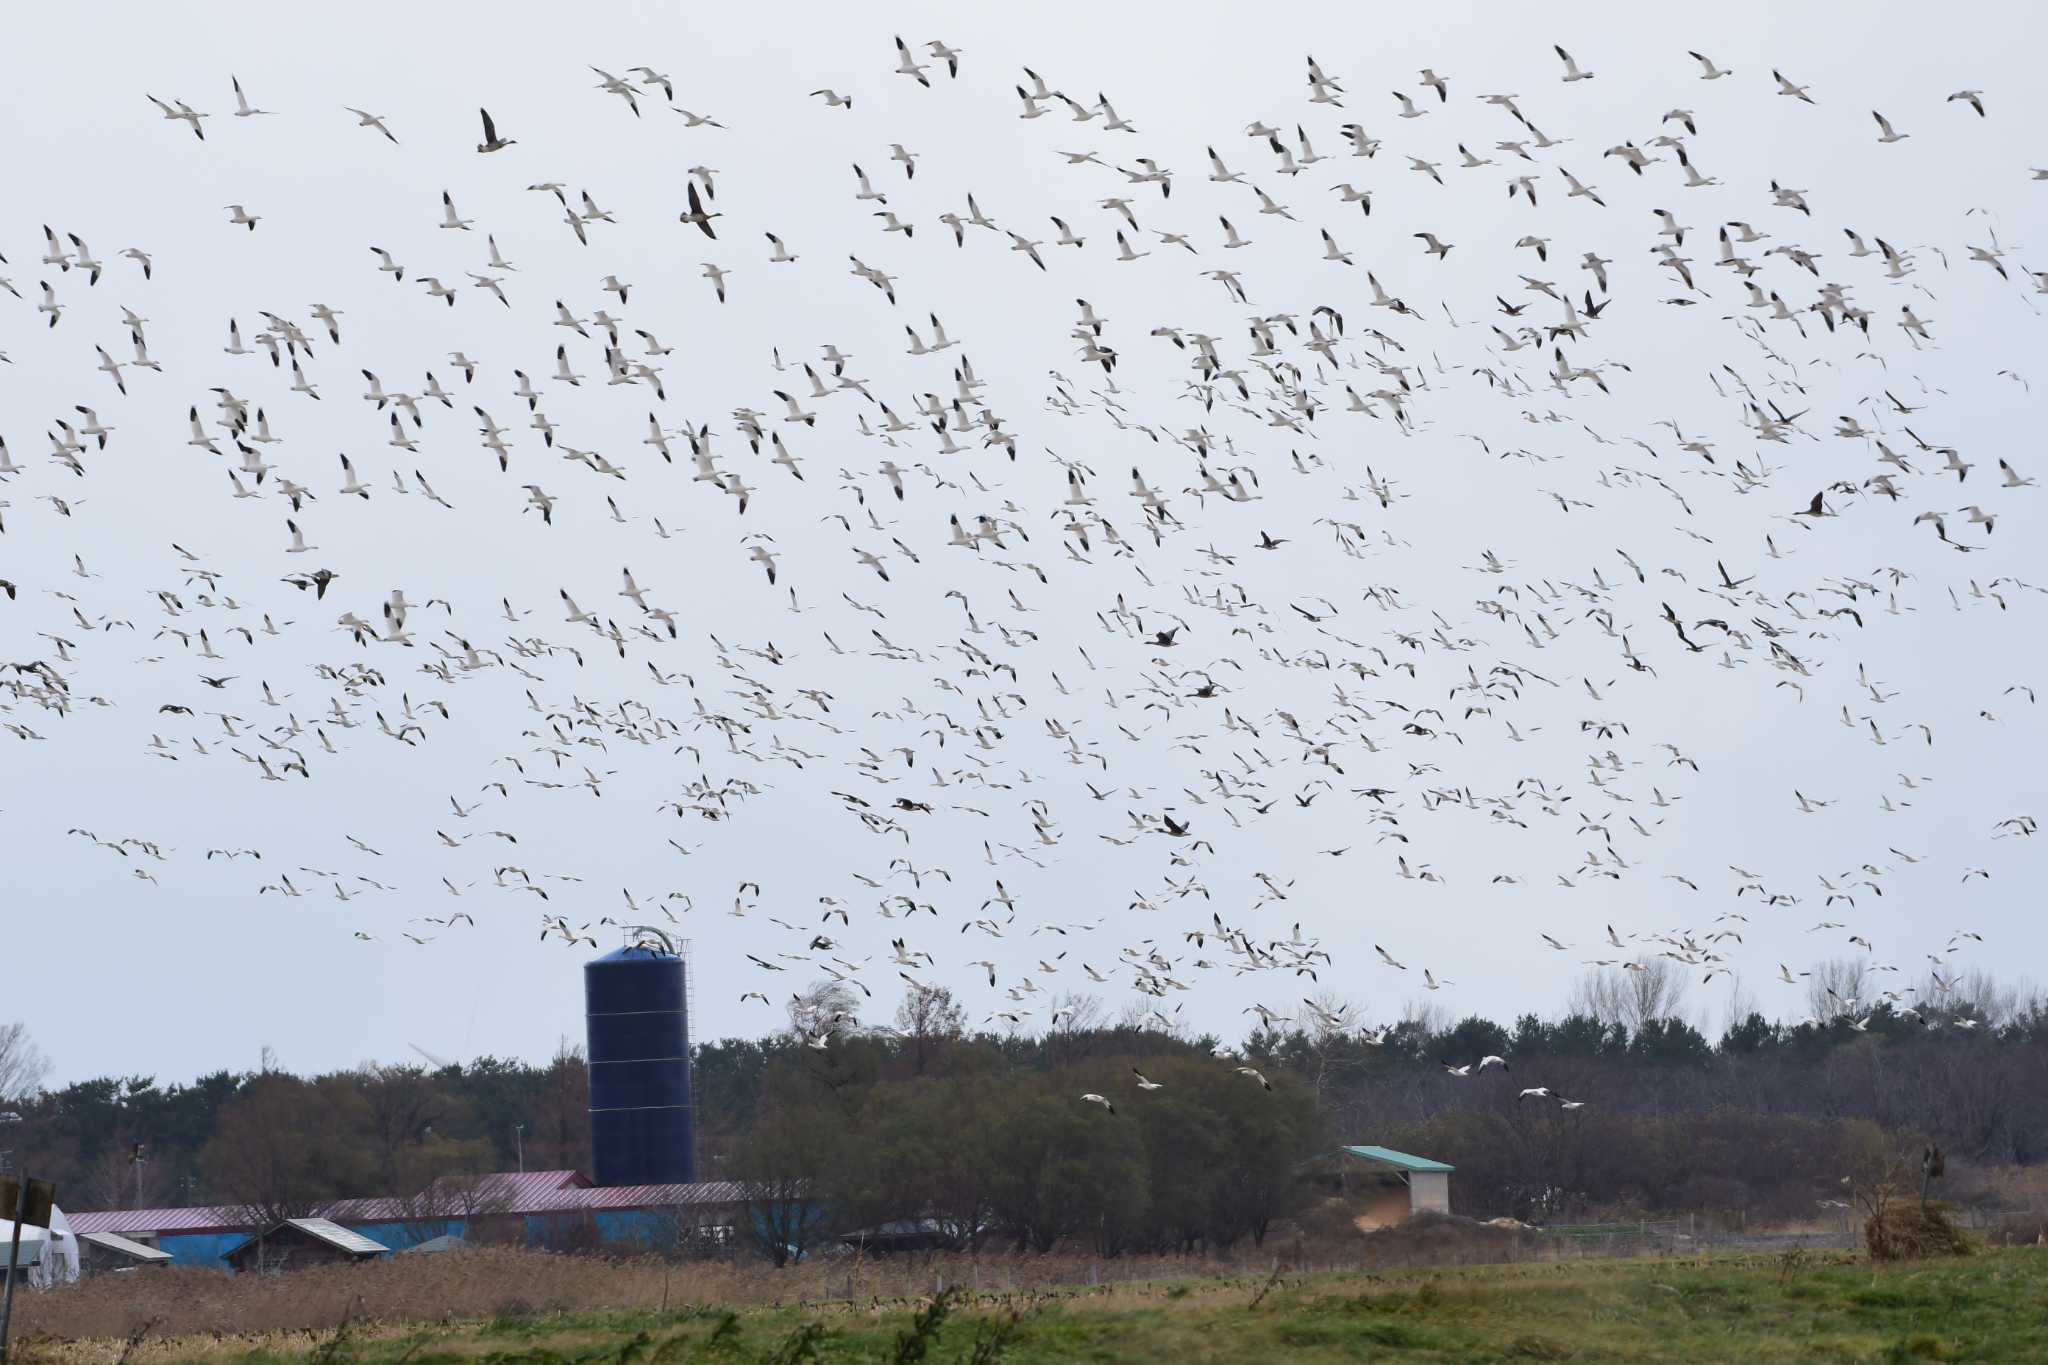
585, 944, 695, 1186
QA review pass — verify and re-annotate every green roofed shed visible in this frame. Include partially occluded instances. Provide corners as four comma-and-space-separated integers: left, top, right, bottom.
1312, 1146, 1455, 1224
1339, 1145, 1455, 1173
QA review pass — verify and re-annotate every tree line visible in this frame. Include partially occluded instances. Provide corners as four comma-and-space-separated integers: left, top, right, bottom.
2, 960, 2042, 1256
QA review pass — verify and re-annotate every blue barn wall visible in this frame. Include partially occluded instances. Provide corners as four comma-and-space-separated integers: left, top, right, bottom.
156, 1232, 249, 1268
351, 1220, 462, 1251
135, 1205, 785, 1268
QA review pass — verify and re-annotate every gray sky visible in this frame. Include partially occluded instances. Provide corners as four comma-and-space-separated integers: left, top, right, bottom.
5, 0, 2045, 1087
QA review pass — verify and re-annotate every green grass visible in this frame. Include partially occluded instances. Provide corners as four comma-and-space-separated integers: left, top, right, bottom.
50, 1248, 2048, 1364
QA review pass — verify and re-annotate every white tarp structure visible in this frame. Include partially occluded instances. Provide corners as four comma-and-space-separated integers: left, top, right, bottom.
0, 1206, 80, 1288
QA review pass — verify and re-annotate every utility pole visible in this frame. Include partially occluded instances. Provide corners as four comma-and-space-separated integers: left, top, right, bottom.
514, 1123, 525, 1175
131, 1143, 146, 1209
0, 1174, 53, 1364
0, 1179, 24, 1363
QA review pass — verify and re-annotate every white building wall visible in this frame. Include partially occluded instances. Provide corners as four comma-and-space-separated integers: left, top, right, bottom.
1408, 1171, 1451, 1216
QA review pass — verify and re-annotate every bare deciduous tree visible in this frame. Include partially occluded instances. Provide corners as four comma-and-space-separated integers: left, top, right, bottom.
1805, 958, 1871, 1022
1568, 961, 1690, 1033
893, 982, 964, 1075
1401, 997, 1449, 1037
787, 980, 863, 1039
79, 1142, 167, 1211
0, 1023, 47, 1104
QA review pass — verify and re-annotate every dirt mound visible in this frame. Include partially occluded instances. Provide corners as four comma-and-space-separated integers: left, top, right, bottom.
1359, 1211, 1545, 1266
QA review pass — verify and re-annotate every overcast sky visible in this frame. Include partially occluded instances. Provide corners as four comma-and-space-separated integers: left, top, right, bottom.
5, 0, 2045, 1088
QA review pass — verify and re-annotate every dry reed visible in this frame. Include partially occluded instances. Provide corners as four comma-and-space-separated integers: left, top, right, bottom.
10, 1244, 1317, 1354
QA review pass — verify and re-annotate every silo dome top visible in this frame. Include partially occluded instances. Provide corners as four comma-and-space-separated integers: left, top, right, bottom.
589, 944, 679, 964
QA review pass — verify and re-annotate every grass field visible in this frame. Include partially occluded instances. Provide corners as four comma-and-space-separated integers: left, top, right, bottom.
19, 1247, 2045, 1364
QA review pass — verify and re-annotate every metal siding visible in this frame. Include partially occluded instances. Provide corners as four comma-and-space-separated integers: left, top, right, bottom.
286, 1218, 391, 1256
586, 948, 694, 1185
160, 1232, 247, 1268
67, 1206, 241, 1237
349, 1220, 461, 1251
593, 1209, 670, 1249
66, 1172, 753, 1259
66, 1169, 580, 1235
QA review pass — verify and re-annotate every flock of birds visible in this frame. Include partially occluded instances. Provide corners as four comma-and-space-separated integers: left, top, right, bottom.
4, 33, 2045, 1113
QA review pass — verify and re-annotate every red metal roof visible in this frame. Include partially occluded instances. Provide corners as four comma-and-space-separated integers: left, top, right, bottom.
67, 1206, 242, 1236
67, 1172, 582, 1236
65, 1172, 746, 1235
537, 1180, 747, 1210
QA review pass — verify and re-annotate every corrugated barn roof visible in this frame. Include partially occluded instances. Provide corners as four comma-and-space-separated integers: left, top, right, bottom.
68, 1171, 748, 1235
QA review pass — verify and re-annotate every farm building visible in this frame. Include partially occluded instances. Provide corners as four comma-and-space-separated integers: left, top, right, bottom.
77, 1230, 173, 1275
66, 1171, 752, 1269
222, 1217, 389, 1273
1313, 1145, 1456, 1227
65, 946, 758, 1272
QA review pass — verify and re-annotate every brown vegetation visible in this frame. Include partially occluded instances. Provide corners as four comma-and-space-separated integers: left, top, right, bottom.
1864, 1201, 1973, 1261
13, 1244, 1315, 1347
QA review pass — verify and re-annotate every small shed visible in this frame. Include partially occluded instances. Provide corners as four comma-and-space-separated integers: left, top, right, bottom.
222, 1218, 389, 1274
79, 1231, 174, 1275
1325, 1146, 1455, 1227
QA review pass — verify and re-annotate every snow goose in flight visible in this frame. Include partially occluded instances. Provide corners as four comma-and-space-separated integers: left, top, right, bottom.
146, 95, 207, 139
1131, 1067, 1163, 1091
591, 67, 641, 115
59, 234, 98, 286
439, 191, 473, 230
1947, 90, 1986, 117
623, 66, 672, 100
1080, 1092, 1115, 1114
230, 76, 274, 117
1560, 169, 1604, 207
1234, 1066, 1272, 1091
224, 204, 261, 230
94, 347, 127, 394
1688, 51, 1730, 79
1871, 111, 1908, 144
811, 89, 854, 109
1554, 45, 1594, 82
892, 36, 930, 87
1773, 70, 1815, 104
346, 107, 399, 143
